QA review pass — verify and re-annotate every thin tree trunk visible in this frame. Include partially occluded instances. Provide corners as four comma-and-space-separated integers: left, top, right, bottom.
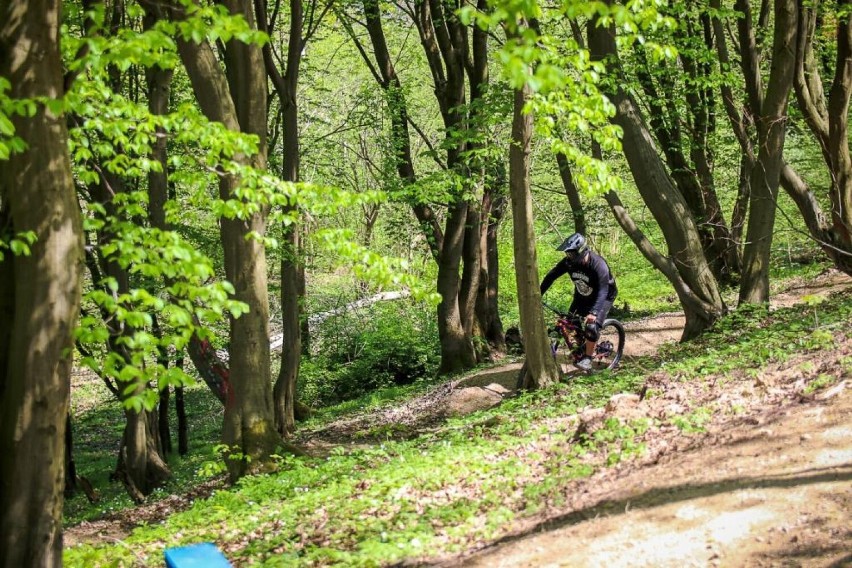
511, 83, 560, 389
276, 224, 300, 437
64, 413, 78, 497
0, 0, 83, 561
556, 152, 586, 235
175, 356, 188, 455
739, 0, 797, 304
460, 202, 483, 340
731, 153, 752, 255
461, 2, 493, 358
259, 0, 303, 437
476, 188, 508, 358
158, 388, 172, 455
712, 0, 753, 267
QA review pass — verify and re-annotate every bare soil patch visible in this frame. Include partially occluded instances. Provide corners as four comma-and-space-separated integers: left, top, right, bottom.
456, 385, 851, 567
452, 353, 851, 567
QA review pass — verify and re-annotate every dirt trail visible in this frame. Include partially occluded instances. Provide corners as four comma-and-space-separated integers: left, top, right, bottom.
447, 270, 852, 568
623, 269, 852, 359
456, 387, 851, 568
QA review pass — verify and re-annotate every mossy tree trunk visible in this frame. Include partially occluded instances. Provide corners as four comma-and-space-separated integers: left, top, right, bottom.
171, 0, 281, 479
739, 0, 797, 304
0, 0, 84, 562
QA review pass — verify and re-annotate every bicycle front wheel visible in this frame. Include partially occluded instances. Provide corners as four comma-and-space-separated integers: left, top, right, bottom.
591, 319, 625, 371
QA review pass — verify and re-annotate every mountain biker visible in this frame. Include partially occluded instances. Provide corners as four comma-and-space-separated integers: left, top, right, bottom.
540, 232, 618, 371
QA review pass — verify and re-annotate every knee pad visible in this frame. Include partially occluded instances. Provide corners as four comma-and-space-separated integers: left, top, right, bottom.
585, 321, 601, 342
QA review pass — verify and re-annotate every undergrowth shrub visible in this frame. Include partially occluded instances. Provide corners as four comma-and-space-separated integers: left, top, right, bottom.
300, 299, 439, 406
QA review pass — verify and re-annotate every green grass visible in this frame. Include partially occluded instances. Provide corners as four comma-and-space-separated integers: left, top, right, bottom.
64, 255, 852, 566
64, 383, 224, 526
64, 287, 852, 567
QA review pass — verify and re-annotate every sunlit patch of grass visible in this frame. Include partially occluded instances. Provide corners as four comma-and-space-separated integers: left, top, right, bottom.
670, 407, 713, 434
803, 374, 838, 395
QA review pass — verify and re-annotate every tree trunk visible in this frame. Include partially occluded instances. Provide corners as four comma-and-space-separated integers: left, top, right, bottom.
510, 83, 560, 389
117, 403, 171, 503
92, 165, 172, 498
461, 4, 495, 360
476, 188, 508, 358
825, 0, 852, 268
739, 0, 797, 304
437, 202, 478, 373
415, 0, 479, 374
175, 2, 281, 479
790, 0, 852, 274
0, 0, 83, 562
176, 384, 188, 455
356, 0, 481, 372
712, 0, 753, 268
460, 201, 483, 344
276, 225, 301, 437
604, 191, 724, 328
260, 0, 304, 437
588, 14, 725, 339
556, 152, 587, 235
143, 47, 182, 460
158, 388, 172, 455
64, 413, 78, 497
144, 40, 173, 232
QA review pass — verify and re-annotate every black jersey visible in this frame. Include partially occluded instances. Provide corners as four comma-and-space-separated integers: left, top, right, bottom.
540, 251, 617, 317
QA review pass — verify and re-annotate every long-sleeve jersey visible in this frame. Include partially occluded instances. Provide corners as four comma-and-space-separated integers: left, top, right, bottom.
540, 251, 617, 317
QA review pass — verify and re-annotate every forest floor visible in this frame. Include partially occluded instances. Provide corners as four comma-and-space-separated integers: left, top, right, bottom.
300, 269, 852, 567
65, 270, 852, 566
458, 270, 851, 567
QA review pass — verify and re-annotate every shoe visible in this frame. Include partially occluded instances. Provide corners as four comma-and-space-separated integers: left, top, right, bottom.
575, 356, 592, 371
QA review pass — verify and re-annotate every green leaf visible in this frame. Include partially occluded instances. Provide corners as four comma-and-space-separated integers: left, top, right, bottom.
0, 113, 14, 136
9, 239, 31, 256
44, 97, 66, 116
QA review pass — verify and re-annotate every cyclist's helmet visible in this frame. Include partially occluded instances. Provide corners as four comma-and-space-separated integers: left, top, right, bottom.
557, 232, 588, 261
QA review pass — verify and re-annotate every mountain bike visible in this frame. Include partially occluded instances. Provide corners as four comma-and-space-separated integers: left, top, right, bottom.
516, 302, 625, 389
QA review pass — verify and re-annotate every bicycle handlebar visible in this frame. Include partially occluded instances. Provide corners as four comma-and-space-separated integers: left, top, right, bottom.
541, 301, 560, 315
541, 301, 574, 319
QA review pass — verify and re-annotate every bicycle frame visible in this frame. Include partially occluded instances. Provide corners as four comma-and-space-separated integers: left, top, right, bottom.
543, 302, 586, 363
541, 301, 624, 372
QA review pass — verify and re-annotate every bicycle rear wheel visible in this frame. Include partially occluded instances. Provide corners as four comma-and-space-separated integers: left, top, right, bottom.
591, 319, 625, 371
